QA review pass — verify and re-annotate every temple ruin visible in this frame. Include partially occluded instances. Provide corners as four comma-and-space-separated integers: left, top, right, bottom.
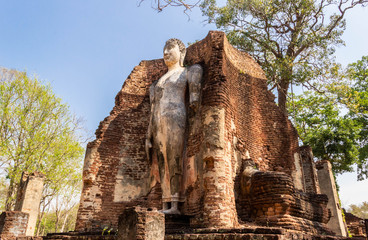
2, 31, 366, 239
71, 31, 355, 239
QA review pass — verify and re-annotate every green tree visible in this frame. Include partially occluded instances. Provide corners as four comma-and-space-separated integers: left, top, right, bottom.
0, 68, 84, 211
288, 56, 368, 180
288, 90, 363, 176
200, 0, 367, 114
348, 201, 368, 219
36, 181, 81, 235
36, 204, 79, 236
35, 167, 82, 235
344, 56, 368, 179
0, 176, 8, 209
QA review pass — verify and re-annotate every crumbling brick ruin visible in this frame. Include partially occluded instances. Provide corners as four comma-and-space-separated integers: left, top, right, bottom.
0, 211, 29, 238
70, 31, 356, 239
345, 211, 367, 239
0, 172, 44, 239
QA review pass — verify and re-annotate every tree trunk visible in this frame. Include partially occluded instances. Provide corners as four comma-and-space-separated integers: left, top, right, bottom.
60, 212, 69, 232
5, 179, 15, 211
54, 210, 60, 232
36, 206, 46, 236
36, 217, 42, 236
54, 196, 61, 233
277, 79, 290, 116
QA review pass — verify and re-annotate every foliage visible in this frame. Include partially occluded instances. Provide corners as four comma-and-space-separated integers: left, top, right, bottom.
35, 169, 82, 235
348, 201, 368, 219
0, 176, 8, 209
288, 90, 361, 175
288, 56, 368, 180
36, 204, 79, 236
200, 0, 367, 113
345, 56, 368, 179
0, 68, 85, 211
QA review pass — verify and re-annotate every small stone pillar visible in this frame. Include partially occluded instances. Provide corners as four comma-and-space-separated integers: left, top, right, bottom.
118, 207, 164, 240
14, 172, 45, 236
316, 160, 347, 236
0, 211, 29, 238
300, 146, 320, 194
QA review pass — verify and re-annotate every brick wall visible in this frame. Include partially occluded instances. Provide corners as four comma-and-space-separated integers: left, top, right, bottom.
246, 171, 331, 234
0, 211, 29, 238
75, 60, 166, 231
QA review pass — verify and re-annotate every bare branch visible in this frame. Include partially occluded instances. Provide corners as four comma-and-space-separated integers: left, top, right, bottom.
302, 81, 325, 94
139, 0, 201, 12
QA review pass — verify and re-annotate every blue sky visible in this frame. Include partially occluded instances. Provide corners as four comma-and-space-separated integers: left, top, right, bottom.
1, 0, 367, 208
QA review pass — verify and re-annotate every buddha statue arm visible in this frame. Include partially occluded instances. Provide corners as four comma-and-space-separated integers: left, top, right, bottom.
145, 81, 157, 163
188, 64, 203, 111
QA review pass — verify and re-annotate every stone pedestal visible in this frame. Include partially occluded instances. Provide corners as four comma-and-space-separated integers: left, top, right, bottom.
14, 172, 45, 236
118, 207, 164, 240
0, 211, 29, 238
316, 160, 347, 236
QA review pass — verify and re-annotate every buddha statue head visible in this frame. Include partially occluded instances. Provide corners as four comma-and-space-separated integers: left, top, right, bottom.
163, 38, 186, 68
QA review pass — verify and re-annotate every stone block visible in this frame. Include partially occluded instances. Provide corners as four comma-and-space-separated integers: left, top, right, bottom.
117, 207, 164, 240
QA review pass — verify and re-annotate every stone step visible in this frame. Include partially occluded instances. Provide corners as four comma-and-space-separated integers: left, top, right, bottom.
165, 227, 351, 240
35, 228, 354, 240
165, 233, 282, 240
165, 214, 191, 232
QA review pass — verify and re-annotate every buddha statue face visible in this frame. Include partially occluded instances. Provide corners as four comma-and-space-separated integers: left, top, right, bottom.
164, 42, 181, 67
163, 38, 186, 67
